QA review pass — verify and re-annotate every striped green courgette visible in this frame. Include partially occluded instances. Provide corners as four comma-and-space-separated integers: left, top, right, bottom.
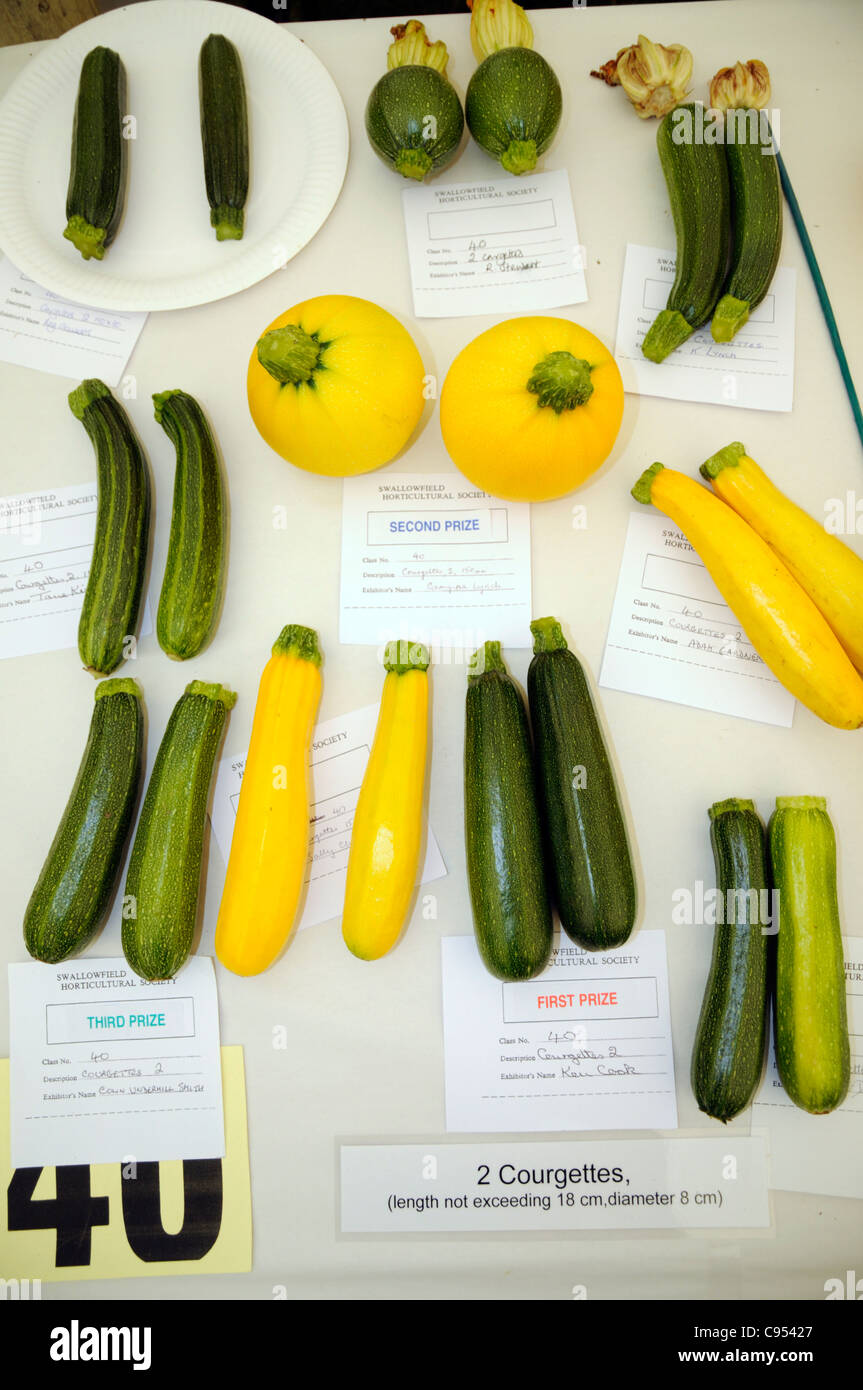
770, 796, 850, 1114
123, 680, 236, 981
464, 641, 552, 980
71, 380, 151, 677
199, 34, 249, 240
154, 390, 227, 660
64, 46, 128, 261
711, 111, 782, 342
642, 103, 731, 362
24, 678, 144, 964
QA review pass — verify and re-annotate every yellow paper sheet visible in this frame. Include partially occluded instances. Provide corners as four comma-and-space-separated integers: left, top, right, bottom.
0, 1046, 251, 1283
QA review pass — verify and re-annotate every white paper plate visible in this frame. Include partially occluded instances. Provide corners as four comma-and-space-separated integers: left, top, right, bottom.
0, 0, 349, 311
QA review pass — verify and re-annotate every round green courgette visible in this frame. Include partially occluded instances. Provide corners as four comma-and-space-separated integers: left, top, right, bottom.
24, 678, 144, 964
464, 640, 552, 980
465, 47, 561, 176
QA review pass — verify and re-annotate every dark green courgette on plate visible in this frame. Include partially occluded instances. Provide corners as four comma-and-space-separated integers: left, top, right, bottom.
710, 111, 782, 342
527, 617, 636, 951
642, 102, 731, 362
64, 46, 128, 261
691, 797, 771, 1123
199, 34, 249, 240
464, 640, 552, 980
123, 680, 236, 981
769, 796, 850, 1114
154, 390, 227, 661
70, 379, 151, 677
24, 678, 144, 964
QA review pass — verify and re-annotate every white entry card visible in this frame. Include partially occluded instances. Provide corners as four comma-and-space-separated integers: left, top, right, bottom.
753, 937, 863, 1201
599, 511, 796, 727
339, 473, 532, 649
0, 257, 146, 386
441, 931, 678, 1133
210, 702, 446, 932
8, 957, 225, 1168
614, 244, 795, 411
0, 483, 152, 661
402, 170, 588, 318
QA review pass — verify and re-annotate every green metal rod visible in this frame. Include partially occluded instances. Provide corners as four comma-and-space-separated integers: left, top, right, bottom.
776, 149, 863, 451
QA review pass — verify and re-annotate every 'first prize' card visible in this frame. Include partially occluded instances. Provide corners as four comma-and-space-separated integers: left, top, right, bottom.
9, 957, 224, 1168
442, 931, 678, 1133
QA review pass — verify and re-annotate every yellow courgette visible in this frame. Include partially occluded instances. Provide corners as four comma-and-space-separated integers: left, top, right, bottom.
701, 442, 863, 675
342, 641, 430, 960
632, 463, 863, 730
215, 625, 322, 977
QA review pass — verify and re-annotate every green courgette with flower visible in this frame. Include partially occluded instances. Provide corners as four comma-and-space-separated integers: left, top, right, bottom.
708, 61, 782, 343
465, 0, 562, 176
365, 20, 465, 181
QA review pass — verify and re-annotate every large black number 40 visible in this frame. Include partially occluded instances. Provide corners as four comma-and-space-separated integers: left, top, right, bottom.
7, 1160, 222, 1266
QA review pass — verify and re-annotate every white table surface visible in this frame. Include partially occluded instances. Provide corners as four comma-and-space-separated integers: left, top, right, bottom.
1, 0, 862, 1301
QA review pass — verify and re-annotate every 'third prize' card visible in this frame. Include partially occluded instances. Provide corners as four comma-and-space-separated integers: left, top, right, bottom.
340, 473, 532, 649
402, 170, 588, 318
442, 931, 678, 1133
599, 511, 796, 727
9, 957, 225, 1168
614, 244, 795, 411
210, 702, 447, 932
0, 257, 146, 387
0, 483, 152, 661
753, 937, 863, 1201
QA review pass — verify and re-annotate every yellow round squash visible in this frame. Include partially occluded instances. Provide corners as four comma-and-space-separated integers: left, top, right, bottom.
247, 294, 426, 477
439, 316, 624, 502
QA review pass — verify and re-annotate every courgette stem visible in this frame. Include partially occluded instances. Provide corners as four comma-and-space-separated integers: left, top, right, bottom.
257, 326, 322, 385
395, 148, 434, 181
530, 615, 567, 653
95, 675, 141, 701
631, 461, 665, 505
468, 640, 505, 682
775, 795, 826, 812
186, 678, 236, 710
708, 795, 756, 820
212, 205, 244, 241
642, 309, 694, 363
69, 376, 112, 419
63, 214, 108, 261
272, 623, 322, 665
711, 294, 751, 342
700, 441, 746, 480
526, 352, 593, 412
501, 139, 537, 175
383, 638, 430, 674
